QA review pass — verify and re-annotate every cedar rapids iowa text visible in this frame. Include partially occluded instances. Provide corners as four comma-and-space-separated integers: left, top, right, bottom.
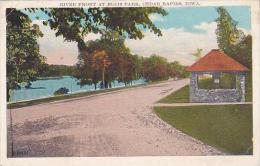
59, 1, 200, 7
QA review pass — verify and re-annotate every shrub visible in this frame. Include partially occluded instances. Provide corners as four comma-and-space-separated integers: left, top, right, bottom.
54, 87, 69, 96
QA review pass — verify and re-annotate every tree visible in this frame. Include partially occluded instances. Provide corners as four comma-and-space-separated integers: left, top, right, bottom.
143, 55, 168, 81
99, 30, 131, 87
216, 7, 245, 56
216, 7, 251, 68
235, 35, 252, 68
191, 48, 203, 61
75, 37, 116, 89
116, 53, 137, 86
6, 9, 45, 101
25, 8, 167, 45
167, 61, 189, 79
76, 30, 140, 89
216, 7, 252, 68
91, 50, 111, 89
75, 40, 101, 89
167, 62, 178, 78
26, 7, 166, 41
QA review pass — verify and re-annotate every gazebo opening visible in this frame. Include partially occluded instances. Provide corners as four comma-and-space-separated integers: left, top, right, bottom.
197, 72, 237, 90
186, 49, 249, 103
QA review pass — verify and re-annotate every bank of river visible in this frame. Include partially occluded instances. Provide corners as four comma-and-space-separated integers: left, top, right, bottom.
9, 76, 145, 103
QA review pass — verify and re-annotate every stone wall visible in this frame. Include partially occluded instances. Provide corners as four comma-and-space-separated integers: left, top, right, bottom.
189, 72, 246, 103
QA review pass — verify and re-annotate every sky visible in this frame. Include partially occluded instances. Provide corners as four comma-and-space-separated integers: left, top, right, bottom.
22, 6, 251, 66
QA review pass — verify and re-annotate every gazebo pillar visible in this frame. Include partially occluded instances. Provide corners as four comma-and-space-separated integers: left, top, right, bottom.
189, 72, 198, 102
237, 73, 246, 102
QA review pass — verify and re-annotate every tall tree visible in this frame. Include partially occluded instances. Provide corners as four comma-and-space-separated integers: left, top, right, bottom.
215, 7, 251, 68
75, 40, 101, 89
91, 50, 111, 89
6, 9, 45, 101
235, 35, 252, 68
167, 61, 189, 79
76, 30, 135, 88
143, 55, 168, 81
216, 7, 245, 54
116, 53, 136, 86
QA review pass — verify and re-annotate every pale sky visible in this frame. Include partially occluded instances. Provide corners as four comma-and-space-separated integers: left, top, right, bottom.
26, 6, 250, 66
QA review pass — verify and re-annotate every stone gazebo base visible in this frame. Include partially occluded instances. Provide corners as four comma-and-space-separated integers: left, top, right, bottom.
189, 72, 246, 103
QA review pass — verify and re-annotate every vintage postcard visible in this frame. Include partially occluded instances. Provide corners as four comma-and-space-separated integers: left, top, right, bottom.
0, 0, 259, 166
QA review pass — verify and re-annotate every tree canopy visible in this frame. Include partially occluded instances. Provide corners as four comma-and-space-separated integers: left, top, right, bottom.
26, 8, 167, 44
216, 7, 245, 54
216, 7, 251, 68
75, 30, 138, 89
6, 9, 45, 100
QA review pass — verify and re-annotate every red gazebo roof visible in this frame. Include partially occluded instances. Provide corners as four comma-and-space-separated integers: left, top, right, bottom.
186, 49, 249, 72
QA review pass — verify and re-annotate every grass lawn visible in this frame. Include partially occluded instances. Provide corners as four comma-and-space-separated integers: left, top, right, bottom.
154, 104, 253, 155
158, 85, 190, 103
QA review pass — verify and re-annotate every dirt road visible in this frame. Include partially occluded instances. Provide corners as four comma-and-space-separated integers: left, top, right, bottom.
7, 79, 224, 157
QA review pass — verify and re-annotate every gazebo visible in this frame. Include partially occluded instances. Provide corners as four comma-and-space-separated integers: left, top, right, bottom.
186, 49, 249, 103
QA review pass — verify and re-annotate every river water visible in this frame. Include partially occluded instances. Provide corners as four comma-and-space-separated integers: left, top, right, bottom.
9, 76, 146, 103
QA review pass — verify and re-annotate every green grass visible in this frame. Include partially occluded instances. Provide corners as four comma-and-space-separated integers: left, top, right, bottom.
154, 104, 253, 154
158, 85, 189, 103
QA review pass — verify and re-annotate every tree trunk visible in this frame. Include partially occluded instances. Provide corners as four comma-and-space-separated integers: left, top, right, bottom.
102, 68, 105, 89
16, 67, 18, 83
104, 81, 108, 89
7, 86, 10, 102
94, 83, 97, 90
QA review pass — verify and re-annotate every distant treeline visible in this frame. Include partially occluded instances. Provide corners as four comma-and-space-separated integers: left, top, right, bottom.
75, 31, 189, 89
38, 64, 77, 77
38, 55, 188, 87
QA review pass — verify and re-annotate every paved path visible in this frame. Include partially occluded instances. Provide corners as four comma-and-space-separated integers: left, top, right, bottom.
7, 79, 224, 157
